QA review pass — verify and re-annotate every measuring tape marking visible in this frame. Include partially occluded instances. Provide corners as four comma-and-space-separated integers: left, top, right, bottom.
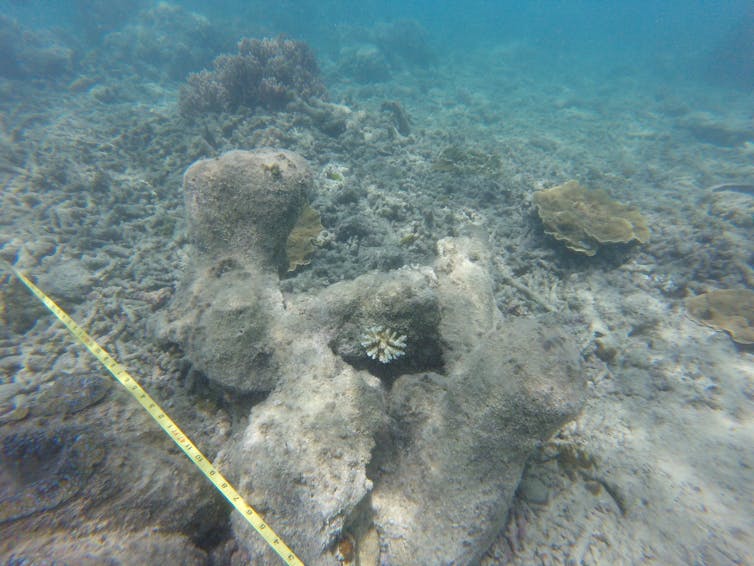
1, 259, 303, 566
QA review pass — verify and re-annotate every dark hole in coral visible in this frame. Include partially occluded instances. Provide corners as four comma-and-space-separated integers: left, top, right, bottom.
336, 333, 445, 387
336, 220, 371, 242
209, 257, 240, 278
189, 506, 233, 553
2, 432, 65, 487
541, 335, 564, 352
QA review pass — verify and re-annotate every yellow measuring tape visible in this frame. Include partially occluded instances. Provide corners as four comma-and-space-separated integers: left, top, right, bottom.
0, 259, 303, 566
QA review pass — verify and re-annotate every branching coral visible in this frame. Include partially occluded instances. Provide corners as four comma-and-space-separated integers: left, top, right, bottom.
179, 35, 326, 116
360, 326, 407, 364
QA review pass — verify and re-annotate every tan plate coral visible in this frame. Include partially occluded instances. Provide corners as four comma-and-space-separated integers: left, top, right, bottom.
686, 289, 754, 345
533, 180, 650, 256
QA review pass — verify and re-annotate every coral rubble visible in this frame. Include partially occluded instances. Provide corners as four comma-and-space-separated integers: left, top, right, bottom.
0, 15, 72, 79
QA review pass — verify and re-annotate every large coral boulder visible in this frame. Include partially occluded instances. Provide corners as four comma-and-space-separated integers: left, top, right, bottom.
371, 241, 586, 565
210, 239, 586, 565
220, 357, 387, 564
183, 148, 311, 269
154, 149, 313, 393
154, 260, 285, 393
157, 149, 592, 564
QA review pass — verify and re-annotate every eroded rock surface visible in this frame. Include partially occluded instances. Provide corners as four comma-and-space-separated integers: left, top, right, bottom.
153, 150, 590, 564
184, 148, 311, 269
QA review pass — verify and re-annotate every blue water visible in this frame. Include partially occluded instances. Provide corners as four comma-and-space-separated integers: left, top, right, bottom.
2, 0, 751, 87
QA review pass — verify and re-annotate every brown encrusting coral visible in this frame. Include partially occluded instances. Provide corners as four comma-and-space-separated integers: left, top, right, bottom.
533, 180, 650, 256
286, 203, 325, 272
686, 289, 754, 345
179, 35, 326, 116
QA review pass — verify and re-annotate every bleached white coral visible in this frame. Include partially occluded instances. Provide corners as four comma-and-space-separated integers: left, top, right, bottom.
360, 326, 407, 364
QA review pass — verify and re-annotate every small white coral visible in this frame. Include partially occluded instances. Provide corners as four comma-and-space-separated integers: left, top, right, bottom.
360, 326, 407, 364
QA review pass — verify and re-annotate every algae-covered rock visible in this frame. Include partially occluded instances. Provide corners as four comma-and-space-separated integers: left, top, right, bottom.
153, 259, 284, 394
214, 238, 587, 565
686, 289, 754, 345
533, 180, 650, 256
159, 140, 593, 565
157, 148, 316, 394
183, 148, 311, 269
322, 267, 443, 375
221, 364, 387, 566
368, 239, 586, 565
374, 317, 586, 565
435, 236, 498, 365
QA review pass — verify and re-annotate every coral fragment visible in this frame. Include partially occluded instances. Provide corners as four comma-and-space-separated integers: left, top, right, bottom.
360, 326, 407, 363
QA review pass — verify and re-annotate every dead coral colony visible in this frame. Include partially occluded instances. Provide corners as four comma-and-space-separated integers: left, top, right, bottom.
361, 326, 407, 363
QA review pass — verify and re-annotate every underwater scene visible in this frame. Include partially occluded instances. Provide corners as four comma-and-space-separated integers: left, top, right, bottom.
0, 1, 753, 564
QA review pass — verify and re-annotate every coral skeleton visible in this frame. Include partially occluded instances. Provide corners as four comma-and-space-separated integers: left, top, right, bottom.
361, 326, 407, 363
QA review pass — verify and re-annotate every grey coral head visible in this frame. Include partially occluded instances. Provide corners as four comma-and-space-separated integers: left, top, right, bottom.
360, 326, 407, 364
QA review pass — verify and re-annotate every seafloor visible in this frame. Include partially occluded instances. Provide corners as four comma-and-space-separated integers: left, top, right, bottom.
1, 7, 753, 566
